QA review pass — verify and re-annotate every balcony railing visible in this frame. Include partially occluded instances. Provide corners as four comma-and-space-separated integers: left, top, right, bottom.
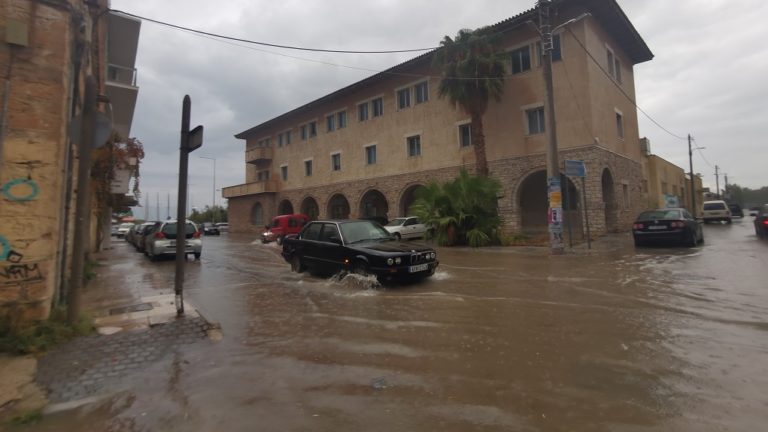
246, 146, 273, 164
107, 64, 137, 87
222, 180, 277, 198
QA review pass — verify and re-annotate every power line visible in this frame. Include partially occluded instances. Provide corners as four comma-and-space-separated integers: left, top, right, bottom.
109, 9, 438, 54
566, 27, 687, 142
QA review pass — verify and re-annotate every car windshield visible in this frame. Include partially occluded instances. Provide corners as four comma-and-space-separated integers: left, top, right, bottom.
385, 218, 407, 227
638, 210, 681, 220
703, 202, 726, 210
340, 221, 392, 244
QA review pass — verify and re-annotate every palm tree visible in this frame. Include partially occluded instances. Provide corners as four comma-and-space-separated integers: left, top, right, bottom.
433, 27, 506, 177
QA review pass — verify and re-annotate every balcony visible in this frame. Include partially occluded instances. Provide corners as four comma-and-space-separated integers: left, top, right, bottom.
246, 146, 273, 164
222, 180, 277, 198
106, 11, 141, 139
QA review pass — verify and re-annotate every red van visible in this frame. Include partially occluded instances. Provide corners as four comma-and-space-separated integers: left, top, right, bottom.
261, 214, 310, 245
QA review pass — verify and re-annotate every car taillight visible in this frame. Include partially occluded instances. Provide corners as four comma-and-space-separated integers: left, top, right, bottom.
193, 230, 201, 238
633, 223, 644, 229
154, 232, 165, 239
670, 221, 685, 228
763, 220, 768, 226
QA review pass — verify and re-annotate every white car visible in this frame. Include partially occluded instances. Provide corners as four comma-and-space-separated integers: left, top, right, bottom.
384, 217, 427, 240
701, 200, 732, 224
116, 223, 134, 238
144, 220, 203, 261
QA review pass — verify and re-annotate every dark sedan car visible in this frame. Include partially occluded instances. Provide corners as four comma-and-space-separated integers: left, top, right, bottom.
754, 204, 768, 239
632, 208, 703, 247
281, 220, 438, 281
201, 222, 220, 236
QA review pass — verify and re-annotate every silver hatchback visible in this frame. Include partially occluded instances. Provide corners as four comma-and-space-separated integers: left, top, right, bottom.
145, 220, 203, 261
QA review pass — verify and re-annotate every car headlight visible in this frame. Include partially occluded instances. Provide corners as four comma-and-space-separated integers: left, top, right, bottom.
430, 252, 436, 259
387, 258, 394, 266
395, 257, 401, 265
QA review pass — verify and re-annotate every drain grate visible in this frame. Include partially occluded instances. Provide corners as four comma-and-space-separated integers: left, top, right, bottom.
109, 302, 154, 315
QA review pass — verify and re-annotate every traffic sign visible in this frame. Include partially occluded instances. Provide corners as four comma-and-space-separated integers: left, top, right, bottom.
565, 160, 586, 177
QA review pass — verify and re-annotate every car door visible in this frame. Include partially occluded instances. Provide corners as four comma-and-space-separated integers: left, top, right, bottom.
314, 223, 346, 273
295, 222, 322, 269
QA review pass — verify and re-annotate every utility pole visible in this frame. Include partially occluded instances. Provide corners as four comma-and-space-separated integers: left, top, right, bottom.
714, 165, 720, 199
688, 134, 696, 216
539, 0, 564, 254
144, 194, 149, 220
156, 192, 160, 220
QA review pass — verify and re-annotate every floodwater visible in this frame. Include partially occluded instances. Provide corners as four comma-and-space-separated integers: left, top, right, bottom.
30, 218, 768, 431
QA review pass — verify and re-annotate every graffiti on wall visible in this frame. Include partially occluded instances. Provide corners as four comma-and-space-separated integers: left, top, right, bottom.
0, 235, 44, 286
1, 178, 40, 202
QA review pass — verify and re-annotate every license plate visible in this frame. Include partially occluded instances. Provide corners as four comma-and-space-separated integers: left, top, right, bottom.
648, 226, 665, 230
169, 241, 176, 246
409, 263, 429, 273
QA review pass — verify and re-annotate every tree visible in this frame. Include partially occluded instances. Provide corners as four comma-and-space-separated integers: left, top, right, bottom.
433, 27, 507, 177
410, 170, 502, 247
189, 205, 228, 224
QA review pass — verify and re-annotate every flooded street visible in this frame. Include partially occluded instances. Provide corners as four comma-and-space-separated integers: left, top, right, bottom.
32, 218, 768, 431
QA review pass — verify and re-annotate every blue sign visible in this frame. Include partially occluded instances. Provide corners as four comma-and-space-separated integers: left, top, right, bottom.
565, 160, 586, 177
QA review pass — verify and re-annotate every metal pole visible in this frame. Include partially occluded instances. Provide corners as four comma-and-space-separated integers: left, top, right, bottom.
714, 165, 720, 199
688, 134, 696, 216
174, 95, 191, 316
67, 76, 97, 324
539, 0, 564, 254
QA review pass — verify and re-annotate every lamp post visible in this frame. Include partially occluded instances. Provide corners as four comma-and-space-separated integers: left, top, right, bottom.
199, 156, 216, 223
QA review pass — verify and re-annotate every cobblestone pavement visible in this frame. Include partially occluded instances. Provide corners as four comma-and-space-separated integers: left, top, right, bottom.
36, 317, 212, 404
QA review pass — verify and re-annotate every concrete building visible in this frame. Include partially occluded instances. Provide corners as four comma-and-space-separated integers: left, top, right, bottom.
224, 0, 653, 241
0, 1, 140, 321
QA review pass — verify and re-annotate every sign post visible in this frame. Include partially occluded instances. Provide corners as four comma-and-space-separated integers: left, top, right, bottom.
565, 160, 590, 249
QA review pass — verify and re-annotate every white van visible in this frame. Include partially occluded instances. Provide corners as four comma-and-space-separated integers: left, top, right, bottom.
701, 200, 731, 224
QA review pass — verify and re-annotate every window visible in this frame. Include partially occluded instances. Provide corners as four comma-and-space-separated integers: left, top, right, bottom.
526, 107, 546, 135
372, 97, 383, 117
300, 125, 307, 140
607, 49, 615, 78
337, 110, 347, 129
459, 124, 472, 147
415, 81, 429, 104
309, 121, 317, 137
326, 114, 335, 132
358, 103, 369, 121
365, 145, 377, 165
536, 34, 562, 63
331, 153, 341, 171
614, 58, 622, 83
397, 88, 411, 109
257, 170, 270, 181
281, 165, 288, 181
407, 135, 421, 157
510, 45, 532, 74
285, 130, 291, 145
277, 133, 284, 147
304, 160, 312, 177
616, 112, 624, 139
661, 181, 668, 194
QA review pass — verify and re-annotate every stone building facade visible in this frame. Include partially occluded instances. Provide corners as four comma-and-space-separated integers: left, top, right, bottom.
224, 0, 653, 241
0, 1, 139, 321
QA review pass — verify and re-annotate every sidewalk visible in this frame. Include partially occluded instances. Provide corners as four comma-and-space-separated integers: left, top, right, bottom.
1, 238, 217, 421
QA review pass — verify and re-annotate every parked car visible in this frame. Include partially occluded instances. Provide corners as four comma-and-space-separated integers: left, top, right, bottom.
215, 222, 229, 232
701, 200, 732, 224
144, 220, 202, 261
133, 222, 158, 252
111, 224, 119, 236
383, 216, 428, 240
281, 219, 438, 281
201, 222, 220, 236
116, 222, 134, 238
754, 204, 768, 239
728, 203, 744, 218
124, 225, 139, 246
632, 208, 703, 247
749, 206, 760, 217
262, 214, 310, 245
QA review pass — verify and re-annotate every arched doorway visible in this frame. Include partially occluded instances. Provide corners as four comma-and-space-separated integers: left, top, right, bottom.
399, 184, 425, 216
251, 202, 264, 226
601, 168, 618, 232
519, 170, 581, 239
278, 199, 294, 215
327, 194, 350, 219
359, 189, 389, 221
300, 197, 319, 220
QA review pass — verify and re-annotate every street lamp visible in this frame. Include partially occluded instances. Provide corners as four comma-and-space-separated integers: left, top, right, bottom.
199, 156, 216, 223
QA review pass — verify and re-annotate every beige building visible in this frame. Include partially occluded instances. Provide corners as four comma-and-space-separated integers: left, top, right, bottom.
639, 138, 705, 216
224, 0, 653, 240
0, 1, 139, 321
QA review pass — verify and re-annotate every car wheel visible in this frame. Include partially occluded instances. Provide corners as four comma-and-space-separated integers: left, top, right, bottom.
290, 255, 305, 273
276, 235, 285, 246
633, 236, 643, 247
194, 252, 201, 260
394, 233, 401, 241
726, 218, 732, 224
352, 260, 369, 276
686, 230, 697, 247
148, 248, 157, 262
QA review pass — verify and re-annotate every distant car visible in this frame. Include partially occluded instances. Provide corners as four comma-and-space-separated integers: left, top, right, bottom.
215, 222, 229, 232
281, 219, 438, 281
111, 225, 119, 237
728, 203, 744, 218
754, 205, 768, 239
124, 225, 139, 246
632, 208, 703, 247
262, 214, 310, 245
201, 222, 220, 236
749, 206, 760, 217
701, 200, 732, 224
116, 222, 134, 238
133, 222, 158, 252
384, 216, 428, 240
144, 220, 202, 261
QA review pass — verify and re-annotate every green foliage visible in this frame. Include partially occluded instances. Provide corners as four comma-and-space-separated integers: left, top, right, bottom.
8, 408, 43, 426
0, 308, 94, 355
84, 259, 100, 282
410, 170, 502, 247
725, 184, 768, 207
188, 205, 228, 225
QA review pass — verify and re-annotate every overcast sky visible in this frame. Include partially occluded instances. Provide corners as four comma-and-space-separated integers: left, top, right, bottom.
110, 0, 768, 219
